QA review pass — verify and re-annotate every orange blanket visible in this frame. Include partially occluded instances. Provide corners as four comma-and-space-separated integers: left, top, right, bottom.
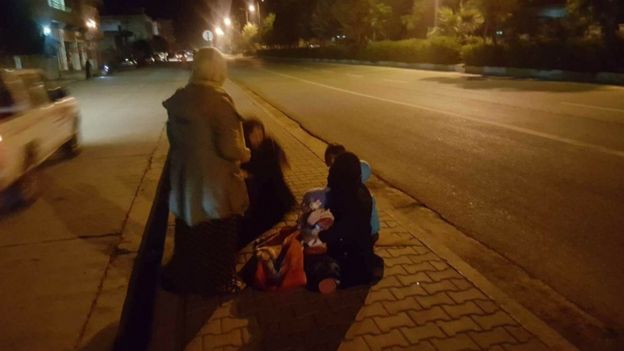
253, 227, 307, 291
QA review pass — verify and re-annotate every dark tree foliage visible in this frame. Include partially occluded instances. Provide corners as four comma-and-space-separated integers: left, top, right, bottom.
267, 0, 319, 45
311, 0, 342, 41
568, 0, 623, 46
132, 39, 153, 59
151, 35, 169, 52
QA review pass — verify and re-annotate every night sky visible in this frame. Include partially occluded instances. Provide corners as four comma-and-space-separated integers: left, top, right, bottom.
103, 0, 245, 46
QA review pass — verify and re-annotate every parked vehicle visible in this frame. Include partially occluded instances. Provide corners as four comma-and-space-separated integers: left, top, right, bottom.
0, 69, 80, 208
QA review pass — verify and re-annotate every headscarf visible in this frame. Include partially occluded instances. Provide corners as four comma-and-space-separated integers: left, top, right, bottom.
242, 118, 266, 148
189, 47, 227, 87
328, 152, 362, 196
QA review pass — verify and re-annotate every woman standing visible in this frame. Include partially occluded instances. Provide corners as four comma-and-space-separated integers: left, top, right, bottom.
162, 48, 250, 294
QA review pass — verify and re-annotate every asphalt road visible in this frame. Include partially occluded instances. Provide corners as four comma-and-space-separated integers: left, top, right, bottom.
229, 59, 624, 330
0, 69, 186, 351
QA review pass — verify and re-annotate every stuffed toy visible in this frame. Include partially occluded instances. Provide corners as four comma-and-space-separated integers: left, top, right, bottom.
299, 188, 341, 293
251, 188, 340, 293
298, 188, 334, 253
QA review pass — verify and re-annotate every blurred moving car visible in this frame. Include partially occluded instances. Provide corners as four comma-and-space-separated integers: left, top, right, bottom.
0, 69, 80, 208
120, 57, 138, 67
101, 64, 112, 76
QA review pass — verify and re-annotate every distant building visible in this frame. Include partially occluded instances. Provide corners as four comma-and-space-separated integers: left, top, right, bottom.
155, 19, 176, 49
29, 0, 103, 72
100, 11, 158, 54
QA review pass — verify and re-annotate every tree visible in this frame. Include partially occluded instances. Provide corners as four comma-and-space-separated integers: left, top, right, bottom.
431, 1, 484, 42
151, 35, 169, 53
241, 23, 260, 52
270, 0, 318, 45
370, 0, 394, 40
384, 0, 414, 39
472, 0, 518, 44
132, 39, 153, 64
567, 0, 623, 50
332, 0, 393, 45
402, 0, 432, 38
260, 13, 276, 44
311, 0, 342, 41
401, 0, 463, 38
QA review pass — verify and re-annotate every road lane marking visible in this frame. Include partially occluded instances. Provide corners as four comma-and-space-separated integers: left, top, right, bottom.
383, 79, 408, 84
264, 68, 624, 159
347, 73, 364, 78
562, 102, 624, 114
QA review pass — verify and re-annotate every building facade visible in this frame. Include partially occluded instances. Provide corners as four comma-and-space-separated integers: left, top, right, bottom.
101, 13, 158, 46
30, 0, 102, 72
155, 20, 176, 49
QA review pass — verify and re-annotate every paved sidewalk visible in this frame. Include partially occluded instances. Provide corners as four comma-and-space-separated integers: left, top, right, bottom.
149, 80, 571, 351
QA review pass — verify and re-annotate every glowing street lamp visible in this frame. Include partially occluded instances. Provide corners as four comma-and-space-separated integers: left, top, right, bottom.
86, 18, 97, 29
223, 17, 232, 27
215, 26, 225, 37
42, 25, 52, 36
248, 4, 256, 12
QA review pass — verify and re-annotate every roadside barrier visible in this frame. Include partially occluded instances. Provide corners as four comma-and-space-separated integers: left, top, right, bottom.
114, 159, 170, 351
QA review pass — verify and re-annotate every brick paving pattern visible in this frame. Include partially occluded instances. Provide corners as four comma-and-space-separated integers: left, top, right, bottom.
155, 88, 551, 351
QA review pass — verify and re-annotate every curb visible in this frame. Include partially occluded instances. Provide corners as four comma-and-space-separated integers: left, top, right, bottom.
230, 78, 580, 351
263, 56, 464, 73
76, 128, 170, 348
260, 56, 624, 86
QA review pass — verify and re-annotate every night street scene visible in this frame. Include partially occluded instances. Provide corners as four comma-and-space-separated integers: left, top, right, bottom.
0, 0, 623, 350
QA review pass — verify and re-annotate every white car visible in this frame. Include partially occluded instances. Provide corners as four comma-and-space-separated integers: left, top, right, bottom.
0, 69, 80, 207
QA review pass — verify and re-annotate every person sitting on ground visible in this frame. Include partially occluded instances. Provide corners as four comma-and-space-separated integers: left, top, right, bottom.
239, 118, 295, 249
320, 152, 384, 288
324, 143, 346, 168
324, 144, 381, 244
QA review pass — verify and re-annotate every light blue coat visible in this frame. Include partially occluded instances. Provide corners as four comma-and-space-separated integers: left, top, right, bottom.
360, 161, 381, 235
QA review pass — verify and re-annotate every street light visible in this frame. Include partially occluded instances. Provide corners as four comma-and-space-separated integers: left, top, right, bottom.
248, 4, 256, 13
202, 30, 214, 43
86, 18, 97, 30
42, 25, 52, 36
223, 17, 232, 27
215, 26, 225, 37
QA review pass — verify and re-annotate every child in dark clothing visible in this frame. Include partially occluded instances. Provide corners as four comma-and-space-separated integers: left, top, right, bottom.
320, 152, 384, 287
324, 144, 381, 244
324, 143, 346, 167
240, 119, 295, 249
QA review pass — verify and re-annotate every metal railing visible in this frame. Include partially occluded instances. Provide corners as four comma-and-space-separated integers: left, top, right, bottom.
114, 158, 170, 351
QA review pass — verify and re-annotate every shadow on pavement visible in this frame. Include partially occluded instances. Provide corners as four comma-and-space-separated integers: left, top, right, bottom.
78, 323, 119, 351
148, 256, 369, 351
149, 289, 221, 351
420, 75, 604, 92
235, 286, 369, 351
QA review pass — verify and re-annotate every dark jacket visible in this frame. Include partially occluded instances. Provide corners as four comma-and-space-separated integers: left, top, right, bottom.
240, 138, 295, 247
320, 183, 375, 287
